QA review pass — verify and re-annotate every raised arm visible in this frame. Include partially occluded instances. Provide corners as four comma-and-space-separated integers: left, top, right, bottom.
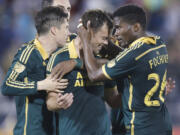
77, 22, 108, 82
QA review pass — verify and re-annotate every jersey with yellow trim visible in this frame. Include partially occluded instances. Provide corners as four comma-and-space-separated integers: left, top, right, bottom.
66, 33, 77, 43
47, 40, 111, 135
110, 80, 126, 135
85, 55, 116, 98
102, 36, 172, 135
1, 39, 55, 135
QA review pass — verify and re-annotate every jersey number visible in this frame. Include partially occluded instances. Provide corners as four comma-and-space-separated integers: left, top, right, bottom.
144, 70, 167, 107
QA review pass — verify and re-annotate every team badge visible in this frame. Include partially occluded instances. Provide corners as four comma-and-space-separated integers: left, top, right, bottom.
107, 59, 116, 68
14, 62, 25, 73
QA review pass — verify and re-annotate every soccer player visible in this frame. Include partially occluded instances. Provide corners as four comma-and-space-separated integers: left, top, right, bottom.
42, 0, 77, 42
1, 7, 73, 135
46, 10, 114, 135
42, 0, 71, 19
51, 5, 175, 135
77, 5, 172, 135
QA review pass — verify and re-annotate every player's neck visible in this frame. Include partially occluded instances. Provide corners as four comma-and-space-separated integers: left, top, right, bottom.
135, 31, 147, 40
127, 32, 147, 48
37, 35, 57, 57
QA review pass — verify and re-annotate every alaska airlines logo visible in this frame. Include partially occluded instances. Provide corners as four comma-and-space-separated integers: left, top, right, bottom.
74, 72, 84, 87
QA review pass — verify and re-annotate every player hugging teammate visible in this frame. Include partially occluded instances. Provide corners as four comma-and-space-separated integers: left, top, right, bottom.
1, 0, 175, 135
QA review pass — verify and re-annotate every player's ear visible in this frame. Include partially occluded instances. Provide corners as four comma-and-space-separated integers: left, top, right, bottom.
50, 26, 57, 37
132, 23, 141, 34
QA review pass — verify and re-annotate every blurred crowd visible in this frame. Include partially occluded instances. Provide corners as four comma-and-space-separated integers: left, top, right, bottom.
0, 0, 180, 134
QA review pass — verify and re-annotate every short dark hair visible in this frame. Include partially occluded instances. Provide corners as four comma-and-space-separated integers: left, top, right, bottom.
35, 6, 68, 35
42, 0, 53, 8
113, 5, 146, 30
81, 9, 113, 33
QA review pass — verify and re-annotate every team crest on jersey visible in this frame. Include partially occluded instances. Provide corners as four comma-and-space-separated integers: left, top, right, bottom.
107, 59, 116, 68
14, 62, 25, 73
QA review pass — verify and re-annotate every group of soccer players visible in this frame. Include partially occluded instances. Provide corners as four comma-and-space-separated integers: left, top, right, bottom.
1, 0, 175, 135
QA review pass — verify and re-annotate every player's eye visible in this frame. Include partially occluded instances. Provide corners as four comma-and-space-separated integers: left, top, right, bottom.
67, 7, 71, 11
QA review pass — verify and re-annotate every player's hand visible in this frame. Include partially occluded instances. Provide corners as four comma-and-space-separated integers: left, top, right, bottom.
166, 77, 175, 95
77, 21, 91, 45
37, 76, 68, 93
51, 60, 77, 79
57, 93, 74, 109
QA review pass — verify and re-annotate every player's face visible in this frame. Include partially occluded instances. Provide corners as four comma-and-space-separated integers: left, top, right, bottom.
55, 19, 70, 47
113, 17, 135, 48
90, 23, 109, 55
52, 0, 71, 20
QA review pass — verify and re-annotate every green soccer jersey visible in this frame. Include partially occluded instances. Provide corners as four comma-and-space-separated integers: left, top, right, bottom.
110, 80, 126, 135
1, 39, 55, 135
102, 36, 172, 135
47, 40, 111, 135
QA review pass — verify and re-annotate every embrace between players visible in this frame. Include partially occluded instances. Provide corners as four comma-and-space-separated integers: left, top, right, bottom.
1, 0, 175, 135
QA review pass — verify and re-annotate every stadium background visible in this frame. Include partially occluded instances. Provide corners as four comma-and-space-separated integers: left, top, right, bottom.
0, 0, 180, 134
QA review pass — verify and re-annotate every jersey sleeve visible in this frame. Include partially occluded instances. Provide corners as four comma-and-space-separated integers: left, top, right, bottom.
102, 47, 138, 80
1, 45, 37, 96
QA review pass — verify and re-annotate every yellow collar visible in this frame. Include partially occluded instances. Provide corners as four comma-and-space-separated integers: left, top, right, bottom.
34, 39, 49, 60
129, 36, 156, 48
68, 40, 78, 59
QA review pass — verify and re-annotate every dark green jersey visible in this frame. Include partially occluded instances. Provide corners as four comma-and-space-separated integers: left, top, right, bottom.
111, 108, 125, 135
1, 39, 55, 135
47, 41, 111, 135
110, 80, 125, 135
85, 63, 116, 97
102, 36, 172, 135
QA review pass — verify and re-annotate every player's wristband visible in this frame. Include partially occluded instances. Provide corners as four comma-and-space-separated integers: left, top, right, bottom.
74, 58, 83, 69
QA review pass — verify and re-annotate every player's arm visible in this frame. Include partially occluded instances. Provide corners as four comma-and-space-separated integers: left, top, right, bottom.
51, 58, 83, 79
1, 47, 62, 96
46, 92, 74, 111
47, 50, 75, 109
76, 23, 107, 81
78, 22, 136, 82
51, 58, 108, 80
82, 41, 107, 81
104, 86, 122, 108
104, 81, 123, 108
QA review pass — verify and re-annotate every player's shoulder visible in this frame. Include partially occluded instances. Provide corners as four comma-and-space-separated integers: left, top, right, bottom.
17, 40, 35, 53
52, 45, 69, 58
131, 36, 165, 54
15, 40, 36, 64
49, 45, 69, 62
131, 35, 165, 49
131, 36, 167, 61
115, 36, 165, 62
47, 46, 69, 72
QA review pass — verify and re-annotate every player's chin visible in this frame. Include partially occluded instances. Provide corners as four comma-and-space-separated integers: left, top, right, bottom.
58, 41, 66, 47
